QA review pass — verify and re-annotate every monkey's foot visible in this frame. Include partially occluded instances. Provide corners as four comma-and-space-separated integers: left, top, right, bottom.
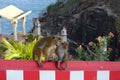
58, 67, 62, 70
63, 67, 67, 70
38, 62, 43, 67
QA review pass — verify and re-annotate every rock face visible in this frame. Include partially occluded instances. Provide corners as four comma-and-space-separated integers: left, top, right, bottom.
31, 1, 120, 61
69, 7, 120, 61
70, 7, 117, 43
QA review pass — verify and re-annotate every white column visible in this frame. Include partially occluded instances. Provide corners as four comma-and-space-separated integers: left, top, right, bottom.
61, 27, 67, 43
21, 17, 26, 35
37, 23, 41, 35
0, 16, 1, 34
12, 20, 18, 40
35, 18, 41, 36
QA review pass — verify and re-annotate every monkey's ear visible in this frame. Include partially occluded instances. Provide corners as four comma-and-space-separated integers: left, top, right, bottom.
53, 35, 62, 41
56, 36, 62, 41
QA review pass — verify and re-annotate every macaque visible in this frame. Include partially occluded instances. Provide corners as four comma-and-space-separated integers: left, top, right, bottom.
55, 42, 69, 70
33, 35, 62, 66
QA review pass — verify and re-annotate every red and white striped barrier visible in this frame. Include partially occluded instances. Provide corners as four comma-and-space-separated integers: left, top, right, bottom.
0, 70, 120, 80
0, 60, 120, 80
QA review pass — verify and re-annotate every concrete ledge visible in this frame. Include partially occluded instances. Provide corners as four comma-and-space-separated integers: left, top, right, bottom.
0, 60, 120, 80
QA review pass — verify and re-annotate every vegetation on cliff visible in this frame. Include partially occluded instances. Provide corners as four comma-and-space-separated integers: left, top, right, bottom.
0, 0, 120, 61
32, 0, 120, 61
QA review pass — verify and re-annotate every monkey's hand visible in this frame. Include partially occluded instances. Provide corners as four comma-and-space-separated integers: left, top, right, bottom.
63, 67, 67, 70
58, 67, 62, 70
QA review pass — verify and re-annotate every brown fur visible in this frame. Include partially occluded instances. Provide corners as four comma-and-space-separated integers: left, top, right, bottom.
55, 42, 69, 70
33, 35, 62, 66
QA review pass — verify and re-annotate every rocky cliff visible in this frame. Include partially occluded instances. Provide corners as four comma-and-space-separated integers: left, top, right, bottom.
31, 0, 120, 61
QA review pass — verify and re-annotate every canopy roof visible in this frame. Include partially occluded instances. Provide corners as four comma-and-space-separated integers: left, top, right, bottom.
0, 5, 24, 20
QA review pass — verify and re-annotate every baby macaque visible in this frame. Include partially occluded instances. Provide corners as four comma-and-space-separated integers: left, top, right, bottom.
56, 42, 69, 70
33, 35, 62, 66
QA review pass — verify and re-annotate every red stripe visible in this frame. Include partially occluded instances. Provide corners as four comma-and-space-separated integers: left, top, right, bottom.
0, 70, 6, 80
24, 70, 39, 80
0, 60, 120, 71
56, 70, 70, 80
84, 71, 97, 80
110, 71, 120, 80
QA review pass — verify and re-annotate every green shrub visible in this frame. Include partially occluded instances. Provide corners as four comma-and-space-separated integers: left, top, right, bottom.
1, 38, 37, 60
47, 2, 62, 13
76, 32, 114, 61
87, 32, 114, 61
76, 44, 90, 61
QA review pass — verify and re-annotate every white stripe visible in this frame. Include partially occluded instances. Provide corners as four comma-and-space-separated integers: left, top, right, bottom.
70, 71, 84, 80
97, 70, 110, 80
6, 70, 23, 80
40, 70, 55, 80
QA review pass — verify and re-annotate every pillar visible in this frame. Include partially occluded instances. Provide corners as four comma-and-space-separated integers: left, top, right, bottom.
12, 19, 18, 40
61, 27, 67, 43
35, 18, 41, 36
21, 17, 26, 35
0, 16, 1, 34
37, 24, 41, 35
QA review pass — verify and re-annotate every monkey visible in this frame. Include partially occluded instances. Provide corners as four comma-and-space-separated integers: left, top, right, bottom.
33, 35, 62, 67
55, 42, 69, 70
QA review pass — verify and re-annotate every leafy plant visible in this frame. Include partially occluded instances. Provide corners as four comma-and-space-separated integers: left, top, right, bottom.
47, 2, 62, 13
25, 34, 36, 42
76, 32, 114, 61
76, 45, 89, 60
88, 32, 114, 61
1, 38, 37, 60
22, 39, 37, 60
2, 38, 23, 59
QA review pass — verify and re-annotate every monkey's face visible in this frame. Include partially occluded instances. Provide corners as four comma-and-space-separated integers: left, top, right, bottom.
56, 41, 61, 46
54, 35, 62, 46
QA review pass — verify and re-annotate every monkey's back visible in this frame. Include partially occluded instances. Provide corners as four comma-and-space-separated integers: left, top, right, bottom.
34, 36, 55, 49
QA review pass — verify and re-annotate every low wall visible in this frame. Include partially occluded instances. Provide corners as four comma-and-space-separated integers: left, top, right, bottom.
0, 60, 120, 80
